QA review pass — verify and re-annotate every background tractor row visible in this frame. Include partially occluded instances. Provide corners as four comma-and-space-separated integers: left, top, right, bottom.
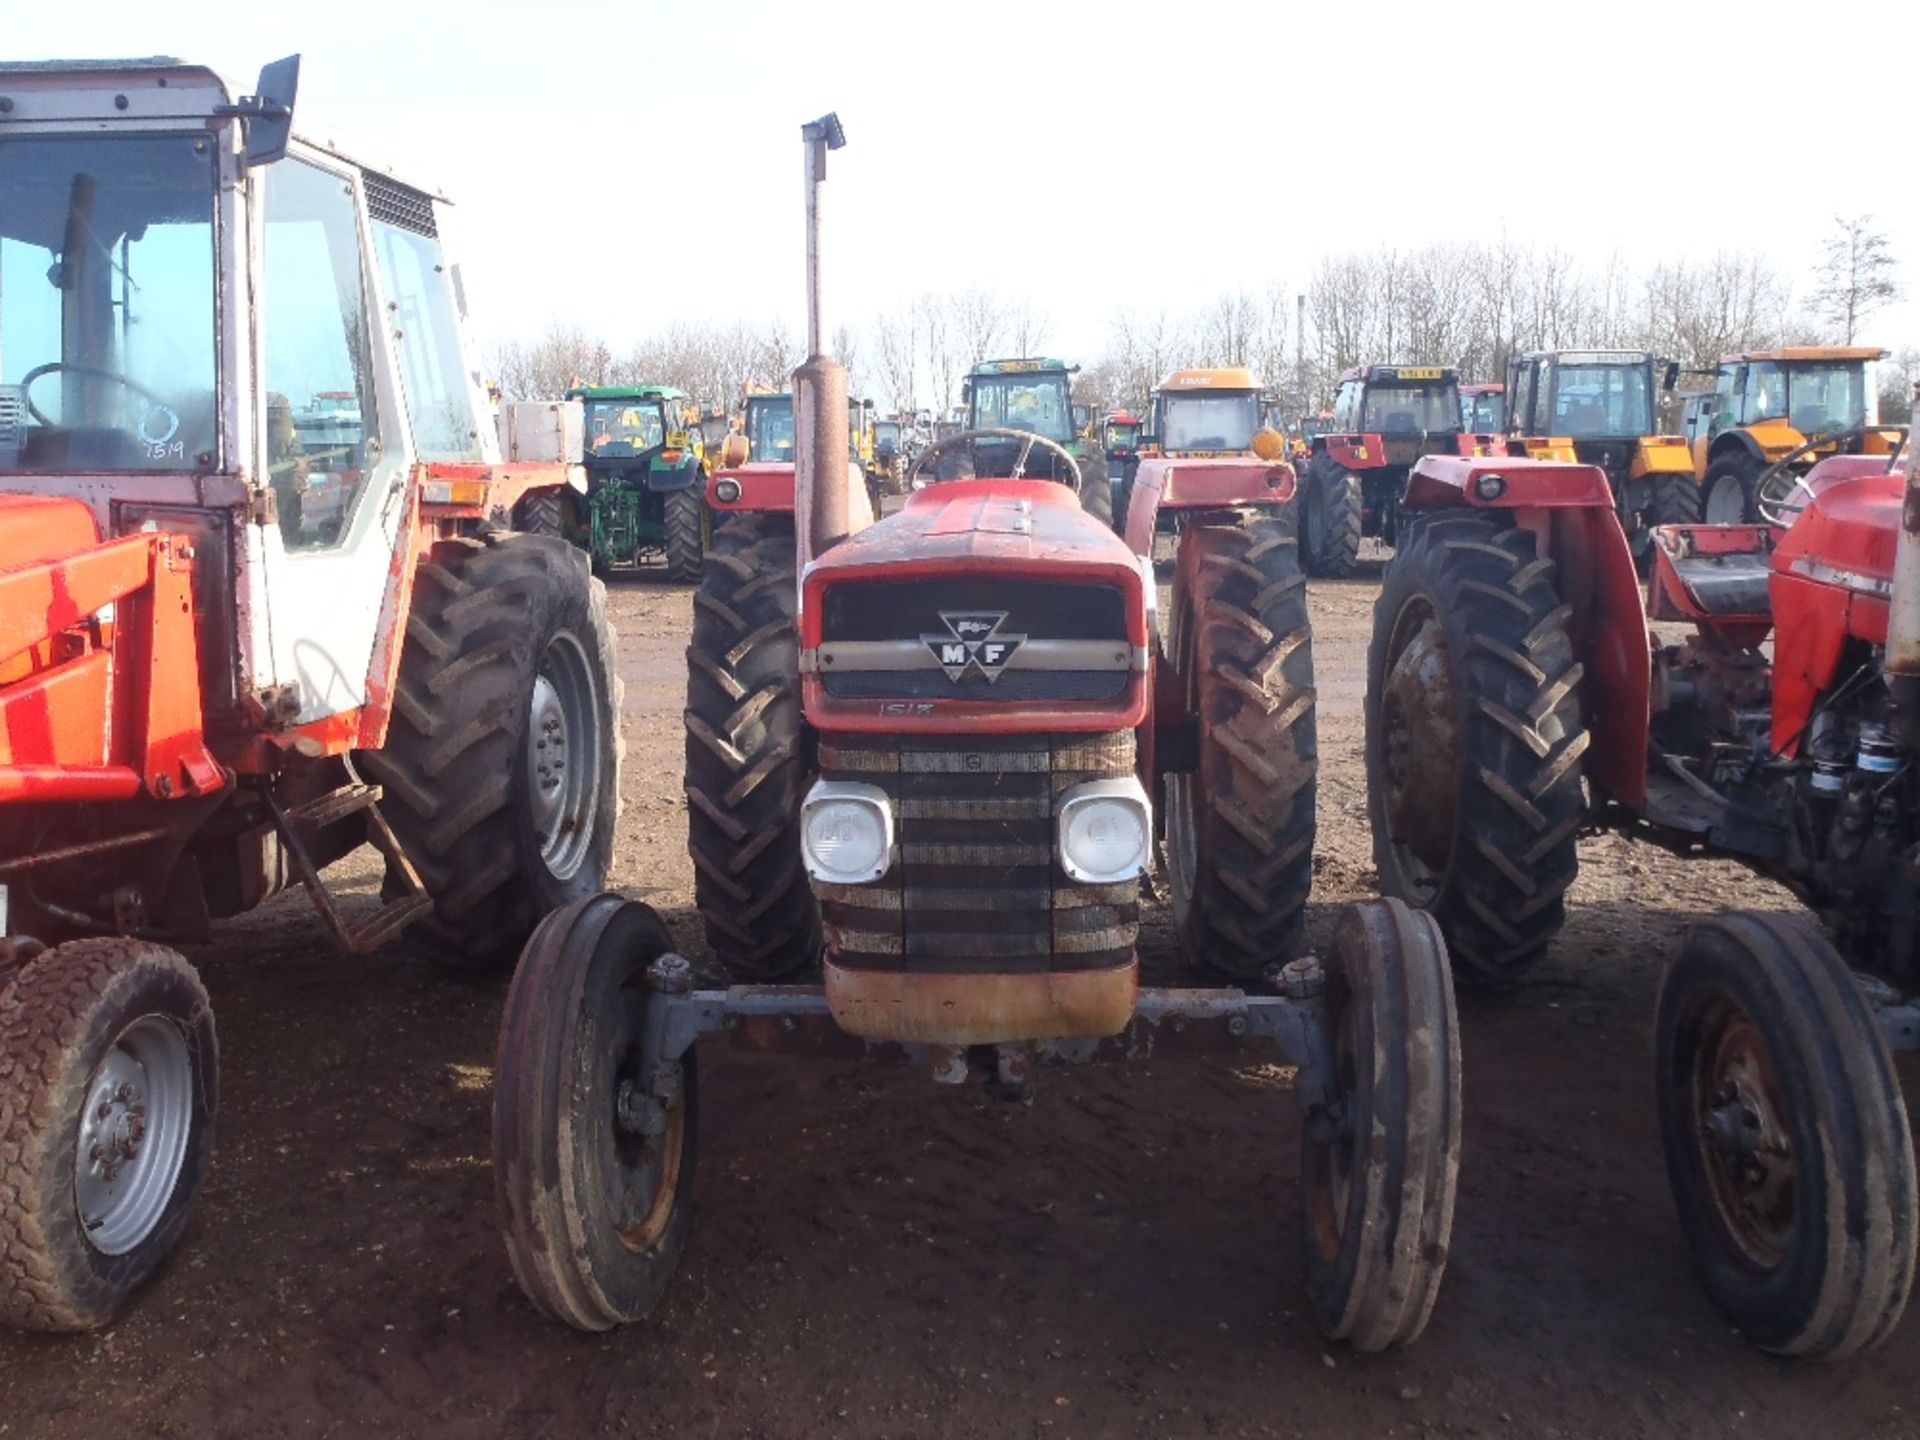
1366, 426, 1918, 1360
490, 114, 1463, 1354
0, 56, 619, 1331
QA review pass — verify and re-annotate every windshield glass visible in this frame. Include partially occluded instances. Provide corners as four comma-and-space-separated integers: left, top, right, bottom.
0, 134, 218, 472
746, 396, 795, 461
1162, 393, 1261, 451
1107, 422, 1141, 447
1462, 392, 1505, 432
1361, 382, 1461, 434
1549, 364, 1651, 437
970, 373, 1073, 442
1779, 363, 1869, 432
875, 421, 901, 447
584, 399, 667, 457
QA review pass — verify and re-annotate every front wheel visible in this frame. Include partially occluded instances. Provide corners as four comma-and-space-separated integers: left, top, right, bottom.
0, 939, 218, 1332
1656, 912, 1916, 1359
495, 895, 698, 1331
1303, 898, 1461, 1351
1702, 455, 1761, 525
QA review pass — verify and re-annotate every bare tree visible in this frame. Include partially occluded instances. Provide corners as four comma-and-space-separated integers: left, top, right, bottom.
489, 322, 615, 399
917, 292, 962, 416
1812, 215, 1901, 343
872, 304, 920, 413
1005, 296, 1050, 358
950, 288, 1010, 366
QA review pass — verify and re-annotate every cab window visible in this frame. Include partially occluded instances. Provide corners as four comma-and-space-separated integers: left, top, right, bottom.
260, 158, 381, 551
1742, 362, 1784, 424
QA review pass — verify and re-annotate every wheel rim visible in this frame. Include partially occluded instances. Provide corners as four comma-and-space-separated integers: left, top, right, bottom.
1377, 599, 1457, 902
527, 630, 601, 881
1685, 996, 1795, 1274
1703, 473, 1747, 524
1305, 991, 1360, 1264
73, 1014, 193, 1256
609, 983, 686, 1255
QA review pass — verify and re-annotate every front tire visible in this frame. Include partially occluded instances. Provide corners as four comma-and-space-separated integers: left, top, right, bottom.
1365, 511, 1587, 985
0, 939, 217, 1332
1656, 912, 1916, 1359
495, 896, 697, 1331
1304, 899, 1461, 1352
361, 533, 621, 971
1301, 456, 1363, 577
662, 485, 705, 584
1703, 454, 1761, 525
684, 515, 820, 980
1077, 449, 1113, 526
1165, 512, 1317, 981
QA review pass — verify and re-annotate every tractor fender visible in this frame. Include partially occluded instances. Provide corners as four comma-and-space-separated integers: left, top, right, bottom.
1705, 427, 1777, 475
1323, 433, 1382, 470
645, 459, 702, 494
1400, 454, 1650, 807
1122, 456, 1295, 557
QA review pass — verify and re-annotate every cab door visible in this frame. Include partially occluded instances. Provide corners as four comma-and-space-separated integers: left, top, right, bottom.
244, 151, 413, 727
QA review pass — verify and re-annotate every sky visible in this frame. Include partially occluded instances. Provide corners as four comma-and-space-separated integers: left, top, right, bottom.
10, 0, 1919, 367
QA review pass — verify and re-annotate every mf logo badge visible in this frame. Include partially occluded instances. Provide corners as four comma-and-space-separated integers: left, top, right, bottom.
923, 611, 1026, 683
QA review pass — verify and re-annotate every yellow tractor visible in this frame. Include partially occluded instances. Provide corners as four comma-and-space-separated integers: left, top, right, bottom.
1684, 346, 1900, 523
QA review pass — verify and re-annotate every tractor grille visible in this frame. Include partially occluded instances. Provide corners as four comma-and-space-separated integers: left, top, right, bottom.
815, 577, 1133, 703
818, 730, 1139, 974
1380, 435, 1452, 465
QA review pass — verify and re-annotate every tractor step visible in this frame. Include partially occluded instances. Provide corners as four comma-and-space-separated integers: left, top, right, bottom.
266, 777, 435, 955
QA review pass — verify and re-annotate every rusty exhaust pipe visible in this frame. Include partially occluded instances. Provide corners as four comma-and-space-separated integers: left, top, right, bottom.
794, 112, 870, 574
1889, 382, 1920, 745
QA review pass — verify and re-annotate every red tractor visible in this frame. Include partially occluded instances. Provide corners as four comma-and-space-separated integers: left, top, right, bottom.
0, 57, 620, 1330
1300, 364, 1508, 577
1365, 429, 1920, 1358
490, 114, 1463, 1353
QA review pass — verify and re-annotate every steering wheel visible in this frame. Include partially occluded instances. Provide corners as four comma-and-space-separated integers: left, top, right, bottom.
1753, 424, 1910, 528
19, 361, 175, 437
905, 426, 1083, 491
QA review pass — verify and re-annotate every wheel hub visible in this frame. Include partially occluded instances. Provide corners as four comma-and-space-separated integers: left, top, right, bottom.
1697, 1019, 1794, 1271
73, 1016, 193, 1256
525, 631, 600, 881
1380, 614, 1458, 872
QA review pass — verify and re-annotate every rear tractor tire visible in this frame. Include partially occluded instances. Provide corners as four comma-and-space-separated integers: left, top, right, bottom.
361, 532, 622, 972
514, 489, 567, 538
1656, 911, 1916, 1360
1303, 899, 1461, 1352
0, 939, 217, 1332
1702, 454, 1762, 525
1365, 511, 1587, 985
1301, 456, 1363, 577
684, 515, 820, 980
1077, 449, 1113, 526
1165, 511, 1317, 981
662, 485, 705, 584
495, 896, 697, 1331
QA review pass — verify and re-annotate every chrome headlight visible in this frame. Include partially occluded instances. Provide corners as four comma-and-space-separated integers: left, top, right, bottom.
801, 781, 894, 884
1056, 777, 1152, 884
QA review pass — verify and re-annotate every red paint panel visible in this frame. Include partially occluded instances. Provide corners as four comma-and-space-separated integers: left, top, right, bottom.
0, 494, 98, 571
1542, 506, 1649, 808
0, 647, 112, 767
1324, 434, 1384, 470
1403, 455, 1615, 511
0, 534, 149, 665
1771, 468, 1901, 588
709, 462, 797, 513
1123, 458, 1295, 556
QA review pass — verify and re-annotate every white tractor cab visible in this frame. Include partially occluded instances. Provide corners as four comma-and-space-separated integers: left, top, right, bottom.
0, 57, 613, 1332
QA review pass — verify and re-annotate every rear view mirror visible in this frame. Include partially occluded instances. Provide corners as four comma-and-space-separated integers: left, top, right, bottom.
235, 54, 300, 168
1663, 361, 1680, 393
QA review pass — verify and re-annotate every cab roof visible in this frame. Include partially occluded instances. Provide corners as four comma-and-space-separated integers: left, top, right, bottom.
971, 357, 1072, 376
567, 385, 687, 402
1722, 346, 1888, 365
1340, 364, 1459, 385
1160, 367, 1263, 392
1514, 350, 1658, 367
0, 55, 450, 202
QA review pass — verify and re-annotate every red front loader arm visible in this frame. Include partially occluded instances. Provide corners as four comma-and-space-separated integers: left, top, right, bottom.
0, 495, 226, 805
1401, 455, 1651, 808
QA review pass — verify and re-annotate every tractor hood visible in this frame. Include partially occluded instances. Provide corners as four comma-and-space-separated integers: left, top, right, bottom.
1772, 458, 1903, 595
798, 479, 1150, 735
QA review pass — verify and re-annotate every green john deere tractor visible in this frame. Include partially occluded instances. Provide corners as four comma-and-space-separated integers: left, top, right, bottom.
567, 384, 708, 581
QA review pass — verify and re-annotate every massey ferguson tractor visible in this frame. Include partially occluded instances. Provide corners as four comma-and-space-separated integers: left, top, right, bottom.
0, 57, 619, 1330
1364, 425, 1919, 1359
1505, 349, 1697, 568
491, 113, 1463, 1353
1300, 363, 1507, 577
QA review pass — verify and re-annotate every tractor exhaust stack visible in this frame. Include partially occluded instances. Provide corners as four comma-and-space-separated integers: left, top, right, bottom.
794, 111, 867, 570
1889, 384, 1920, 743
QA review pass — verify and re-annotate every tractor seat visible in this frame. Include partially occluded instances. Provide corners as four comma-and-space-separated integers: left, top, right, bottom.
1666, 548, 1773, 619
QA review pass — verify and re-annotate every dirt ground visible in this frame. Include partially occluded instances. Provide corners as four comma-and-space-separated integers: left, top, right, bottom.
6, 550, 1919, 1440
